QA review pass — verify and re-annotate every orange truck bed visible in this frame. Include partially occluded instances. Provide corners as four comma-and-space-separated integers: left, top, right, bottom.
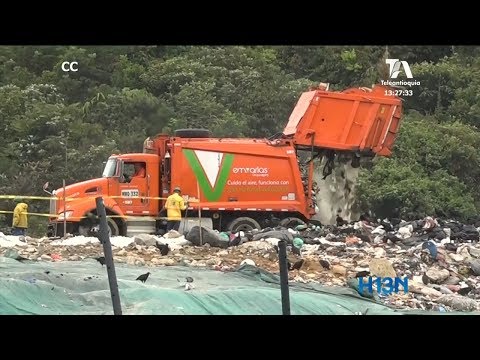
283, 84, 402, 156
168, 138, 306, 213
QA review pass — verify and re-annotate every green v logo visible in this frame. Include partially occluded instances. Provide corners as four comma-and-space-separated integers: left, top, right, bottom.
183, 149, 234, 201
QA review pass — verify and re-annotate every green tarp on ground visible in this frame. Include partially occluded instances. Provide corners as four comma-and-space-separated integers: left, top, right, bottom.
0, 257, 475, 315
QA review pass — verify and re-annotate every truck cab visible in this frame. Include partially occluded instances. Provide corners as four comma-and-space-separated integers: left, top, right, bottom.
102, 154, 161, 217
47, 153, 160, 237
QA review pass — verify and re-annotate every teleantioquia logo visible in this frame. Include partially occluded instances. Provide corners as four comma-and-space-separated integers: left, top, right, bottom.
385, 58, 413, 79
183, 149, 234, 201
381, 58, 420, 96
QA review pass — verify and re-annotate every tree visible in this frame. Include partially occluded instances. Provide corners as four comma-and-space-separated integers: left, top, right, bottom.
1, 45, 480, 235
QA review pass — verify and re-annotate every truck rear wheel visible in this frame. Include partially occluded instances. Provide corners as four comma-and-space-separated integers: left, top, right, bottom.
227, 217, 261, 233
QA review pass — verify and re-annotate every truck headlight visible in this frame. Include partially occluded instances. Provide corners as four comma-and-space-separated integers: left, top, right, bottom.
58, 211, 73, 220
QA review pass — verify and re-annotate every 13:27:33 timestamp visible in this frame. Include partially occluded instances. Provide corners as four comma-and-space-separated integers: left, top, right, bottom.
385, 89, 413, 96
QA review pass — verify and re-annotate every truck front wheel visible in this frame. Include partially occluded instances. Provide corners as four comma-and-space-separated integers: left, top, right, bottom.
78, 217, 120, 237
227, 217, 261, 233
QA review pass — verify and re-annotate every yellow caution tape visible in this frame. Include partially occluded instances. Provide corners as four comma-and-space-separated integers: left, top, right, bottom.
0, 195, 82, 201
0, 195, 172, 201
0, 210, 55, 217
0, 195, 65, 201
0, 193, 198, 222
108, 196, 169, 200
0, 210, 168, 221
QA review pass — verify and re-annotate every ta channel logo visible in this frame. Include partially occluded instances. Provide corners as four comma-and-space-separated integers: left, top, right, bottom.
381, 59, 420, 97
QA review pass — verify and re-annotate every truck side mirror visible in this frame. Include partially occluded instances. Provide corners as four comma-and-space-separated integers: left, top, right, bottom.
42, 181, 52, 195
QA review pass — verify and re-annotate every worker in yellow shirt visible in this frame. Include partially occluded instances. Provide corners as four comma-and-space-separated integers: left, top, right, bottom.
165, 187, 187, 232
12, 198, 28, 236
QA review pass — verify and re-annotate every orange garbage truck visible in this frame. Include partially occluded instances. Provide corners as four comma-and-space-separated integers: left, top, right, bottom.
46, 84, 403, 237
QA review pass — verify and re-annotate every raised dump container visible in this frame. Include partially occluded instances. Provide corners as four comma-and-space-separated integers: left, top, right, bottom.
283, 84, 403, 156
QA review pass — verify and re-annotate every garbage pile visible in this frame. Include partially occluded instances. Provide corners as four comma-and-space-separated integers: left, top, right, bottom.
1, 215, 480, 312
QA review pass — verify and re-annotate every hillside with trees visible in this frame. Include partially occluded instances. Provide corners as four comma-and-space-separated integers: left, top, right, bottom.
1, 45, 479, 235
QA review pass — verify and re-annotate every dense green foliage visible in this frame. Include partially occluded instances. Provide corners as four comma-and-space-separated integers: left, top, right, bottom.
1, 45, 479, 234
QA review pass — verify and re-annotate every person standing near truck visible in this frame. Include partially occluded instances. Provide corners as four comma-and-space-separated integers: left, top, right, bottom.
12, 198, 28, 236
165, 187, 187, 232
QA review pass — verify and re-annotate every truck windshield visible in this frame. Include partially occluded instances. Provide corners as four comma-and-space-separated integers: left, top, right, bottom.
102, 159, 118, 178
